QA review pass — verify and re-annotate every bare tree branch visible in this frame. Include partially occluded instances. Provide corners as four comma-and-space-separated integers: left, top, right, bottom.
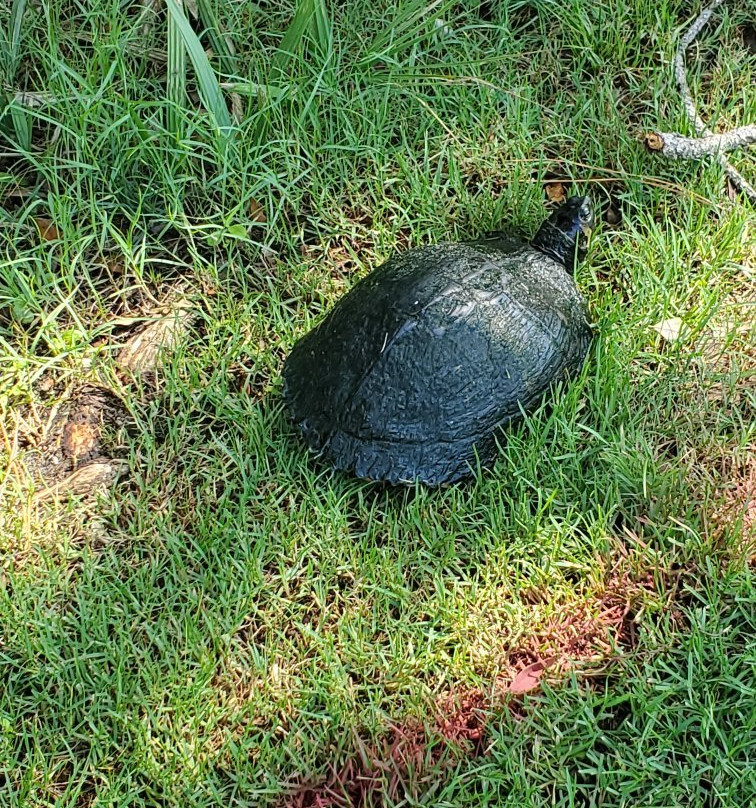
648, 0, 755, 203
645, 126, 756, 159
674, 0, 726, 136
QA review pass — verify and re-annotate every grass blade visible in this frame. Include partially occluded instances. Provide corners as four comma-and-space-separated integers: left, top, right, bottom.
362, 0, 455, 63
195, 0, 237, 78
9, 0, 27, 69
311, 0, 332, 55
1, 0, 31, 150
164, 0, 232, 136
271, 0, 316, 81
10, 101, 31, 150
166, 0, 187, 135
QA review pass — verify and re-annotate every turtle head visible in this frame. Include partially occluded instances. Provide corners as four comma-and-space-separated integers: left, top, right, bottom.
531, 196, 594, 271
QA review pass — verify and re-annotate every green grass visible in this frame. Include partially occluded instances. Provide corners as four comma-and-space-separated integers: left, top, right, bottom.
1, 0, 754, 805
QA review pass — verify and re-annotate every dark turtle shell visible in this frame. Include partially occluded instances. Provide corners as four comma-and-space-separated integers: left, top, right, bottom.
283, 197, 593, 485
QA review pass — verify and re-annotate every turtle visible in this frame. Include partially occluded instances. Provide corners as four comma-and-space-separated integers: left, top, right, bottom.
283, 195, 595, 485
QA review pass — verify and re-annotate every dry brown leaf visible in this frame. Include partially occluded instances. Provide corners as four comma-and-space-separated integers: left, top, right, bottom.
33, 217, 61, 241
231, 91, 243, 123
249, 196, 267, 223
726, 177, 738, 203
651, 317, 684, 342
33, 458, 127, 502
117, 303, 195, 374
61, 420, 100, 464
545, 182, 567, 204
507, 656, 557, 694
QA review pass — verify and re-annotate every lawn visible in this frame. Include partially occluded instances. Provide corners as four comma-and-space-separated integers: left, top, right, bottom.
1, 1, 754, 806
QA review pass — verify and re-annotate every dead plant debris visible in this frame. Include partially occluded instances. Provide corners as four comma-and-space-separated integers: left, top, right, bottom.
435, 687, 489, 749
116, 299, 195, 375
544, 181, 568, 204
8, 383, 131, 505
285, 719, 459, 808
32, 458, 128, 503
32, 216, 61, 241
282, 555, 663, 808
20, 385, 129, 484
507, 656, 558, 694
651, 316, 684, 342
249, 196, 267, 223
708, 451, 756, 561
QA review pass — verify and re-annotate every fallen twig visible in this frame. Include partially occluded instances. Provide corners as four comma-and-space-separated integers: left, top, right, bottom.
645, 126, 756, 160
647, 0, 755, 203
